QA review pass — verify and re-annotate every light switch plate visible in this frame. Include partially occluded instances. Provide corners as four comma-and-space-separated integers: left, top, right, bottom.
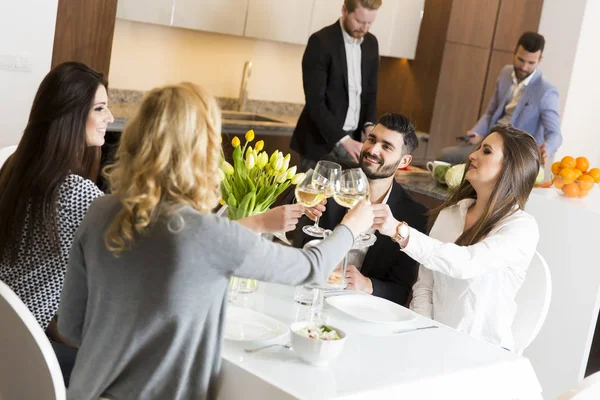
0, 54, 31, 72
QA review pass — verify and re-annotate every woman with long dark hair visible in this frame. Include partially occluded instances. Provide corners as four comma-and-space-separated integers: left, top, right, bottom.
0, 62, 113, 333
373, 125, 541, 351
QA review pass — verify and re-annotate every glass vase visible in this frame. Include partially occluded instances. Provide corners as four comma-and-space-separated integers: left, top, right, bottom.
223, 204, 261, 296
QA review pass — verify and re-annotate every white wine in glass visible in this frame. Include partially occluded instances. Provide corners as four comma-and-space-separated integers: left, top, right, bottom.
302, 161, 342, 238
334, 168, 376, 248
295, 184, 325, 207
295, 169, 326, 209
333, 190, 369, 209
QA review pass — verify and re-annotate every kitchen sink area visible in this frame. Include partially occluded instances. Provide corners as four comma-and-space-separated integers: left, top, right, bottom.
108, 111, 293, 135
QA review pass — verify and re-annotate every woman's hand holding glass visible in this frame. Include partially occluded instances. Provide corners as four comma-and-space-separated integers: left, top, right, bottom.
257, 204, 306, 233
372, 204, 411, 247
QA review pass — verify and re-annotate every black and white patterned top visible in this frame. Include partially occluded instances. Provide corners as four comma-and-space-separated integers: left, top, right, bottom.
0, 174, 103, 329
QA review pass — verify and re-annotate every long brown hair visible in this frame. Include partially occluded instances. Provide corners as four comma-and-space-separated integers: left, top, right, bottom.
0, 62, 106, 263
104, 82, 222, 255
431, 125, 540, 246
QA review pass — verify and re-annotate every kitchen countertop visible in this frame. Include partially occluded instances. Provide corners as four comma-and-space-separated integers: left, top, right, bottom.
108, 104, 297, 136
395, 173, 450, 201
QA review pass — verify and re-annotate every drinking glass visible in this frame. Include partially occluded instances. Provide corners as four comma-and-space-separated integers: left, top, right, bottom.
333, 168, 376, 248
295, 168, 326, 208
302, 161, 342, 238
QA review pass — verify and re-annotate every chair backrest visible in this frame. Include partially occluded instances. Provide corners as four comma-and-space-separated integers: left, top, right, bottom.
557, 371, 600, 399
512, 251, 552, 355
0, 279, 66, 400
0, 145, 17, 168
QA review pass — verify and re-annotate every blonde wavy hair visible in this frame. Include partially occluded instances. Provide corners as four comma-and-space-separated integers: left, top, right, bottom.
104, 82, 222, 255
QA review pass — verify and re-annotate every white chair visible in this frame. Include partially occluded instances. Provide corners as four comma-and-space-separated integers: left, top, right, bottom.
557, 371, 600, 399
512, 251, 552, 355
0, 279, 66, 400
0, 144, 17, 168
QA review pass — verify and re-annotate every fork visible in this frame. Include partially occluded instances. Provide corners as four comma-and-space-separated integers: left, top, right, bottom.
392, 325, 439, 334
244, 343, 292, 353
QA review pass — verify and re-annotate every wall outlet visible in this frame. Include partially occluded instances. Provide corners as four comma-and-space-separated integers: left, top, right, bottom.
0, 54, 31, 72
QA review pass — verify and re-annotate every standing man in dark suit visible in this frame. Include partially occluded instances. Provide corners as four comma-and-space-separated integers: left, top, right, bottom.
291, 0, 381, 172
296, 114, 428, 305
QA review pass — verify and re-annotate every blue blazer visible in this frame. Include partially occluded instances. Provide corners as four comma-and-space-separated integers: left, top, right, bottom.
472, 65, 562, 157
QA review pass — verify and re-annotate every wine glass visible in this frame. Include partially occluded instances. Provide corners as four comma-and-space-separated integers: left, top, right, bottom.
302, 161, 342, 238
295, 169, 326, 209
333, 168, 376, 248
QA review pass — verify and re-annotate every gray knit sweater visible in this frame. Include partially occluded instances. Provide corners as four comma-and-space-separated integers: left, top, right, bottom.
59, 195, 353, 400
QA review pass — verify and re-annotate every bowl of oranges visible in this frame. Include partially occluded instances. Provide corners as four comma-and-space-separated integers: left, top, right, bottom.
551, 156, 600, 198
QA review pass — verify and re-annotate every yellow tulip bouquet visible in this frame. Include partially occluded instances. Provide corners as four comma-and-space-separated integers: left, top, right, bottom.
220, 130, 305, 297
220, 129, 305, 221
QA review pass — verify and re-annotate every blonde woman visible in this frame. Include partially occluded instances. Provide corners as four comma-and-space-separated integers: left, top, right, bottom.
58, 83, 373, 400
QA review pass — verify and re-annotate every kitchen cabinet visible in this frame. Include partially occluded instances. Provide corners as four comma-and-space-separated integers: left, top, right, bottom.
309, 0, 424, 59
116, 0, 173, 26
172, 0, 248, 36
387, 0, 425, 59
366, 0, 397, 57
245, 0, 313, 45
308, 0, 341, 35
427, 42, 490, 159
446, 0, 499, 48
116, 0, 424, 60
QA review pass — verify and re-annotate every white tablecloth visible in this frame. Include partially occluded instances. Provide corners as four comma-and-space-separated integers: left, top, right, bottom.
218, 283, 542, 400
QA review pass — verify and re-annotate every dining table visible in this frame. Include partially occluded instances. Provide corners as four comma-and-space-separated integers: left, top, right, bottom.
217, 282, 543, 400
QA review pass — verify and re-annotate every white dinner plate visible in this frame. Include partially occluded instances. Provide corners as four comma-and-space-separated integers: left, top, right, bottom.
326, 295, 416, 323
224, 306, 288, 342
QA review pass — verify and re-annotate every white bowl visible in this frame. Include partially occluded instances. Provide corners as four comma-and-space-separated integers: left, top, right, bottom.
289, 321, 347, 367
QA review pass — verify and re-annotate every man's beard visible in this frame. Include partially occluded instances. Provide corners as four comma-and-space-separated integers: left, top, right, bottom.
342, 19, 366, 39
514, 66, 533, 81
359, 152, 402, 180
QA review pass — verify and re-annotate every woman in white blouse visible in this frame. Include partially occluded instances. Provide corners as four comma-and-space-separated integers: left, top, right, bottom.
373, 124, 540, 351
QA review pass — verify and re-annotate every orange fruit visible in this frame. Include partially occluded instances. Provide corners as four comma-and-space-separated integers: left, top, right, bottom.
588, 168, 600, 183
552, 176, 565, 189
578, 174, 594, 191
551, 162, 562, 175
574, 169, 583, 179
560, 156, 576, 169
578, 190, 589, 198
576, 157, 590, 172
559, 168, 576, 184
562, 183, 581, 198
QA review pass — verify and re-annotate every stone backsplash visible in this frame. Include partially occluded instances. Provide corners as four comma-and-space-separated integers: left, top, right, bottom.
108, 88, 304, 119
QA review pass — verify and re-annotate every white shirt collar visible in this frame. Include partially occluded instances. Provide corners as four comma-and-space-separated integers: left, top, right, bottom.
381, 182, 393, 205
455, 198, 476, 217
511, 68, 537, 86
340, 18, 363, 46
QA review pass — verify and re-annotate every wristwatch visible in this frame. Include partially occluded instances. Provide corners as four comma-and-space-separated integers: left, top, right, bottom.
392, 221, 410, 247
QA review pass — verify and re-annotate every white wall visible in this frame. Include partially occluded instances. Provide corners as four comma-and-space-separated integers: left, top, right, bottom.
529, 2, 600, 397
552, 0, 600, 168
538, 0, 587, 115
109, 19, 306, 104
0, 0, 59, 147
538, 0, 600, 169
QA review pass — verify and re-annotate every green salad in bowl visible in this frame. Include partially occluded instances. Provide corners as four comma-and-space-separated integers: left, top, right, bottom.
296, 324, 341, 341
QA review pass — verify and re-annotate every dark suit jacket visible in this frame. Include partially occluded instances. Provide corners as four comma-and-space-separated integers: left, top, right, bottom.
290, 20, 379, 162
294, 178, 428, 306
